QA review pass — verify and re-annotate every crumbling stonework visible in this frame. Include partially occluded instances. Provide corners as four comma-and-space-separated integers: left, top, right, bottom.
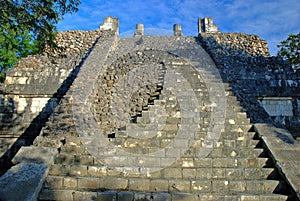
199, 33, 300, 138
200, 32, 269, 57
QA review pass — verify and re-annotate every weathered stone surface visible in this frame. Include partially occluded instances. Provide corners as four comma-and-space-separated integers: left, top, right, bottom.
38, 190, 74, 201
254, 123, 300, 199
12, 146, 57, 164
0, 163, 48, 201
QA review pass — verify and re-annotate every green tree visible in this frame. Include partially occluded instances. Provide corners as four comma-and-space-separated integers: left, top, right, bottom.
0, 0, 81, 82
0, 21, 38, 82
277, 33, 300, 70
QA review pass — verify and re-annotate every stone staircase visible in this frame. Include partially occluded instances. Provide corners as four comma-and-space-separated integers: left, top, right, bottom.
38, 92, 289, 200
31, 36, 295, 200
0, 31, 110, 173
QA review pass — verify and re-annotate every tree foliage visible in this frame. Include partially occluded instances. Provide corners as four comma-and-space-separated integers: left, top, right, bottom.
277, 32, 300, 70
0, 0, 81, 82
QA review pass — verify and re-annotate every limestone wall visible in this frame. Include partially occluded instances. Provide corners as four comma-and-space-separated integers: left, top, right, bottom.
199, 33, 300, 138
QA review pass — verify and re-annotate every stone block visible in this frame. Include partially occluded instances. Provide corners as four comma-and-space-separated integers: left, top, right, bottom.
106, 168, 121, 177
117, 191, 134, 201
63, 177, 78, 190
44, 176, 63, 190
99, 178, 128, 190
191, 180, 211, 192
211, 180, 229, 193
97, 191, 117, 201
77, 177, 100, 190
224, 195, 240, 201
240, 195, 260, 201
263, 180, 279, 193
38, 189, 74, 201
134, 192, 152, 200
54, 153, 74, 164
160, 157, 177, 168
162, 168, 182, 179
165, 148, 181, 158
74, 191, 97, 201
241, 158, 260, 168
229, 181, 246, 193
245, 180, 264, 193
209, 148, 223, 157
49, 164, 70, 176
259, 194, 288, 201
152, 193, 171, 201
69, 165, 88, 176
74, 155, 94, 165
212, 168, 225, 179
182, 168, 196, 179
225, 168, 244, 180
172, 193, 202, 201
196, 168, 212, 179
244, 168, 261, 180
88, 165, 107, 177
12, 146, 58, 165
136, 157, 160, 167
150, 179, 169, 192
194, 158, 212, 168
169, 180, 191, 193
129, 179, 150, 191
179, 158, 194, 168
0, 163, 48, 201
212, 158, 236, 168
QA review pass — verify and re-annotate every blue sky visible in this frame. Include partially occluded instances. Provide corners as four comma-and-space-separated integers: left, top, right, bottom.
57, 0, 300, 55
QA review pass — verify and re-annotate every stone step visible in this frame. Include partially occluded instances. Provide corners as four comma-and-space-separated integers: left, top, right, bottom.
119, 125, 255, 142
54, 153, 96, 165
49, 157, 272, 178
60, 145, 87, 155
208, 147, 264, 158
126, 123, 179, 132
58, 135, 259, 151
132, 101, 249, 125
160, 167, 275, 180
53, 146, 265, 166
43, 175, 282, 195
38, 189, 289, 201
213, 139, 259, 149
171, 193, 288, 201
49, 156, 271, 178
226, 112, 251, 125
116, 127, 255, 141
218, 131, 256, 140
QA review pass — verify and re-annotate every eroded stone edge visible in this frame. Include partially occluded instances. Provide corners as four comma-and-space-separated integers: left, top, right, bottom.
254, 123, 300, 199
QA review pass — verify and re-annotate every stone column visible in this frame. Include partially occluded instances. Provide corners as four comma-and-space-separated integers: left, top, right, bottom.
134, 24, 144, 37
198, 18, 204, 34
198, 17, 219, 34
100, 16, 119, 34
173, 24, 183, 36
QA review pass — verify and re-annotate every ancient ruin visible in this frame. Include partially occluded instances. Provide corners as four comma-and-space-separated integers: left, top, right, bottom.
0, 16, 299, 201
